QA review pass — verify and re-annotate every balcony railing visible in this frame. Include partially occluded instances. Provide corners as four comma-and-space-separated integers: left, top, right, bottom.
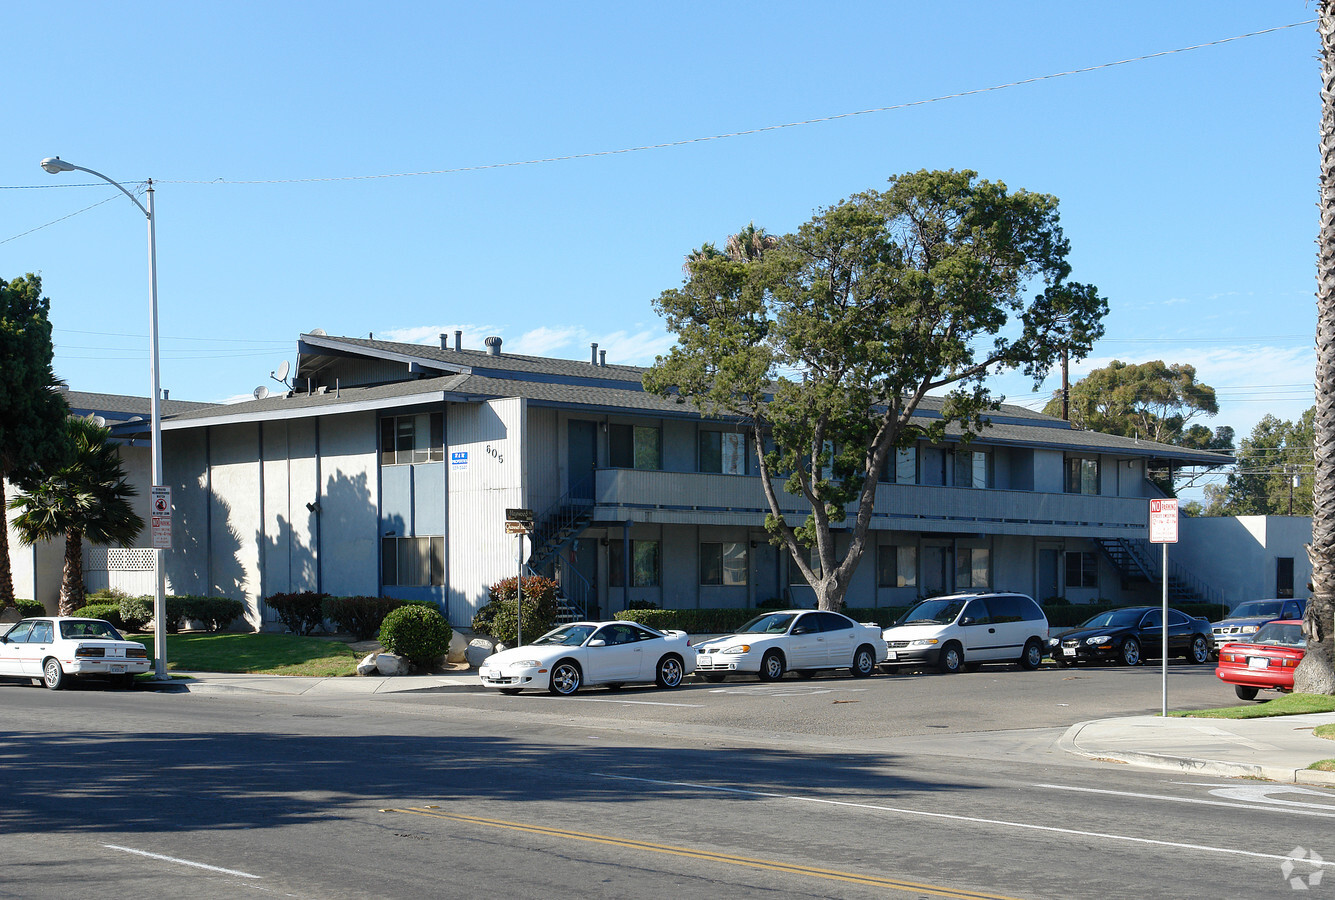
591, 469, 1148, 536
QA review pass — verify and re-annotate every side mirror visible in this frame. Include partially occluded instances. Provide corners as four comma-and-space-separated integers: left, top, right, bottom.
791, 625, 811, 635
960, 617, 975, 626
588, 639, 607, 648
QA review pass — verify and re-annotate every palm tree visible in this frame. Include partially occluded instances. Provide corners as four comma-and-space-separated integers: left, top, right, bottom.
8, 418, 144, 615
1297, 5, 1335, 695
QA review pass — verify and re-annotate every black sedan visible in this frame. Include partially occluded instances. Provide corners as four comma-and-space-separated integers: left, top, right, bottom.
1048, 606, 1212, 667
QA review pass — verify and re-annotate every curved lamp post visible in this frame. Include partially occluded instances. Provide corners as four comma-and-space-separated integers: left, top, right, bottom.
40, 157, 167, 679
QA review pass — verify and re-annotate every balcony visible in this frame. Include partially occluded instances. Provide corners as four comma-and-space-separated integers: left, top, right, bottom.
592, 468, 1148, 538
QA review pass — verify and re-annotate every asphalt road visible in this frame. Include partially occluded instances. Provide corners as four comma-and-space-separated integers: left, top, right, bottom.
1, 662, 1331, 899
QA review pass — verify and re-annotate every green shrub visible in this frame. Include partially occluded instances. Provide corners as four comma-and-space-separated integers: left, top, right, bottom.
324, 595, 402, 640
626, 599, 660, 610
118, 595, 154, 631
378, 605, 452, 668
265, 591, 329, 635
167, 595, 245, 632
615, 608, 758, 634
71, 602, 123, 628
474, 576, 559, 644
15, 599, 46, 617
756, 598, 786, 609
842, 607, 910, 629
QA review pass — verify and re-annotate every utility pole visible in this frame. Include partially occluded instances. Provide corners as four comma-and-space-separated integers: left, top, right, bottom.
1060, 346, 1070, 421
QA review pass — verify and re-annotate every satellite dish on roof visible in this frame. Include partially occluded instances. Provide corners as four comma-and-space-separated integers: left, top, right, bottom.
253, 386, 270, 400
309, 328, 327, 336
270, 360, 291, 388
91, 415, 106, 427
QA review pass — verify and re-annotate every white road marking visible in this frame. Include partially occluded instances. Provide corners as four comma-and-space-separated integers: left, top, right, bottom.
104, 844, 262, 878
561, 697, 703, 708
593, 773, 1335, 868
1034, 783, 1335, 819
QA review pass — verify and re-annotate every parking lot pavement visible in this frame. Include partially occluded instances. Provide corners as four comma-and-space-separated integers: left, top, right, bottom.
1059, 713, 1335, 785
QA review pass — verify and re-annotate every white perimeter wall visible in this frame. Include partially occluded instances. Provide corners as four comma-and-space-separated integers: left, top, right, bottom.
1177, 515, 1312, 606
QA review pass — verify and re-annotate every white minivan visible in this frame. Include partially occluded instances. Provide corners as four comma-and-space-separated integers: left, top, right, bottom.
881, 592, 1049, 674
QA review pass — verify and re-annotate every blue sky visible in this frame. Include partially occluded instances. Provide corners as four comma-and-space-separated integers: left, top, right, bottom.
2, 2, 1321, 497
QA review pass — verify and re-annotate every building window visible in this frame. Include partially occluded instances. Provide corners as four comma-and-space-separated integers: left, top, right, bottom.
879, 447, 918, 484
954, 449, 988, 488
788, 546, 822, 584
1277, 557, 1295, 598
877, 545, 917, 588
699, 431, 747, 474
1065, 457, 1099, 495
609, 424, 661, 470
700, 541, 748, 585
380, 413, 444, 466
609, 540, 660, 587
1065, 551, 1097, 588
382, 536, 445, 586
956, 547, 990, 589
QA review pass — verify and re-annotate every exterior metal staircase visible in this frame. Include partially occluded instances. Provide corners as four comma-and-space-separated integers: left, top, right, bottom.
1092, 538, 1221, 606
524, 476, 595, 622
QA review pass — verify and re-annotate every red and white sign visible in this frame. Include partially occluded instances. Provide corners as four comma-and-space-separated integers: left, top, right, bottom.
150, 485, 172, 549
1149, 498, 1179, 544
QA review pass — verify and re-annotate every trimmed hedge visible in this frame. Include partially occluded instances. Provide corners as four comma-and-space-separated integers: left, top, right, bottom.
378, 604, 452, 668
14, 599, 46, 617
118, 595, 154, 631
616, 606, 912, 634
71, 602, 124, 628
265, 591, 329, 635
170, 595, 245, 632
323, 595, 403, 640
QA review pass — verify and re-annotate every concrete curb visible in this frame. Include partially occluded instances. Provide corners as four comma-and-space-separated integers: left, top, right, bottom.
1058, 719, 1335, 786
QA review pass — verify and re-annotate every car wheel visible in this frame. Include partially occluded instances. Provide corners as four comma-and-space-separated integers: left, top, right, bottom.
42, 658, 65, 691
548, 660, 582, 696
1020, 639, 1044, 671
794, 669, 816, 679
1187, 635, 1210, 665
703, 674, 726, 683
1235, 685, 1260, 701
499, 688, 523, 695
1120, 637, 1141, 667
937, 642, 963, 674
655, 656, 684, 689
850, 645, 877, 678
758, 650, 786, 682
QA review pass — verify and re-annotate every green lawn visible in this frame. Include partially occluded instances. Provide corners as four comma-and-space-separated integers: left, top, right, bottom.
1168, 693, 1335, 720
129, 632, 362, 677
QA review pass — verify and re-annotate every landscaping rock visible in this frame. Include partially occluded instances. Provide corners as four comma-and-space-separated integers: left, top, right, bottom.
447, 631, 469, 664
375, 653, 411, 676
356, 653, 379, 676
464, 637, 495, 668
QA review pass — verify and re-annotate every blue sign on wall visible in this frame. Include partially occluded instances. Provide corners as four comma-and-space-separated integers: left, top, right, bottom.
450, 450, 469, 471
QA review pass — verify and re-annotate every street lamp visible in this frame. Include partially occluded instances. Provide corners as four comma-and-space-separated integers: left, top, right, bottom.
40, 156, 168, 679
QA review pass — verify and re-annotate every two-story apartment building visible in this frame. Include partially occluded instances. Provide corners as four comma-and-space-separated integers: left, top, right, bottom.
10, 332, 1233, 629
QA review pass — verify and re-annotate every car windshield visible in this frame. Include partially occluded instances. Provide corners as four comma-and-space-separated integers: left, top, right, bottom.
60, 620, 123, 640
1079, 609, 1144, 630
531, 624, 596, 646
1251, 622, 1306, 647
898, 598, 967, 626
737, 613, 798, 635
1229, 601, 1285, 619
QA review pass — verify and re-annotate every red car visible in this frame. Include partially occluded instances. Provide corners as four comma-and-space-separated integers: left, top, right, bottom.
1214, 619, 1306, 701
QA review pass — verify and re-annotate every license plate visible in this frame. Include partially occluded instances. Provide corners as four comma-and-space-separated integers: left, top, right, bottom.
1063, 647, 1076, 657
885, 651, 897, 661
1248, 657, 1270, 670
109, 665, 125, 674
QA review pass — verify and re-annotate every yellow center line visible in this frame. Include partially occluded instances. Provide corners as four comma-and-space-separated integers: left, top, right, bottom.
381, 806, 1025, 899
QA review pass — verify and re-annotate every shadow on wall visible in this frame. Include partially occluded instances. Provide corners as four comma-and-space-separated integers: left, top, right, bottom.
164, 491, 247, 625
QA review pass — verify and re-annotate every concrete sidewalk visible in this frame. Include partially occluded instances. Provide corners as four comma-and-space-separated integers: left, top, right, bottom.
152, 670, 484, 695
1059, 712, 1335, 785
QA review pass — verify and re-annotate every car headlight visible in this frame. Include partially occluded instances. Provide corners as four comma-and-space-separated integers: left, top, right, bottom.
720, 644, 751, 654
1085, 635, 1111, 645
509, 660, 542, 668
1048, 638, 1060, 646
909, 638, 939, 646
1241, 625, 1259, 633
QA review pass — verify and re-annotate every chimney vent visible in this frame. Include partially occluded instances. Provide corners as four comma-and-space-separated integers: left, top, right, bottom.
484, 336, 503, 356
454, 330, 463, 351
439, 333, 448, 350
599, 350, 606, 367
591, 342, 599, 365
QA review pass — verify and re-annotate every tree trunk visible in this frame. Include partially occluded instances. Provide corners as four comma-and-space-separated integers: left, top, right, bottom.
1297, 5, 1335, 695
59, 529, 85, 617
0, 475, 15, 608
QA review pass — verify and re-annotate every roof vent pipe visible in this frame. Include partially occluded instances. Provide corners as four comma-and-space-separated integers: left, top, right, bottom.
484, 336, 503, 356
591, 342, 599, 365
454, 330, 462, 351
599, 350, 606, 367
439, 333, 448, 350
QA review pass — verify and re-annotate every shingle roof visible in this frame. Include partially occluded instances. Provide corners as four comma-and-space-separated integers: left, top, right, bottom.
63, 389, 218, 424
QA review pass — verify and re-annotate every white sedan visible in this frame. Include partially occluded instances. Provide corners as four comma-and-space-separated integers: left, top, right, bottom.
479, 620, 696, 696
694, 609, 887, 682
0, 617, 151, 690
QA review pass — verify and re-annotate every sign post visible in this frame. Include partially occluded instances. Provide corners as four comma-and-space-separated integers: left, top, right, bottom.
505, 508, 534, 646
1149, 498, 1179, 718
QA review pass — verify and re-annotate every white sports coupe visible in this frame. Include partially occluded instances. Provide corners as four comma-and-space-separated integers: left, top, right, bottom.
694, 609, 887, 682
479, 620, 696, 695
